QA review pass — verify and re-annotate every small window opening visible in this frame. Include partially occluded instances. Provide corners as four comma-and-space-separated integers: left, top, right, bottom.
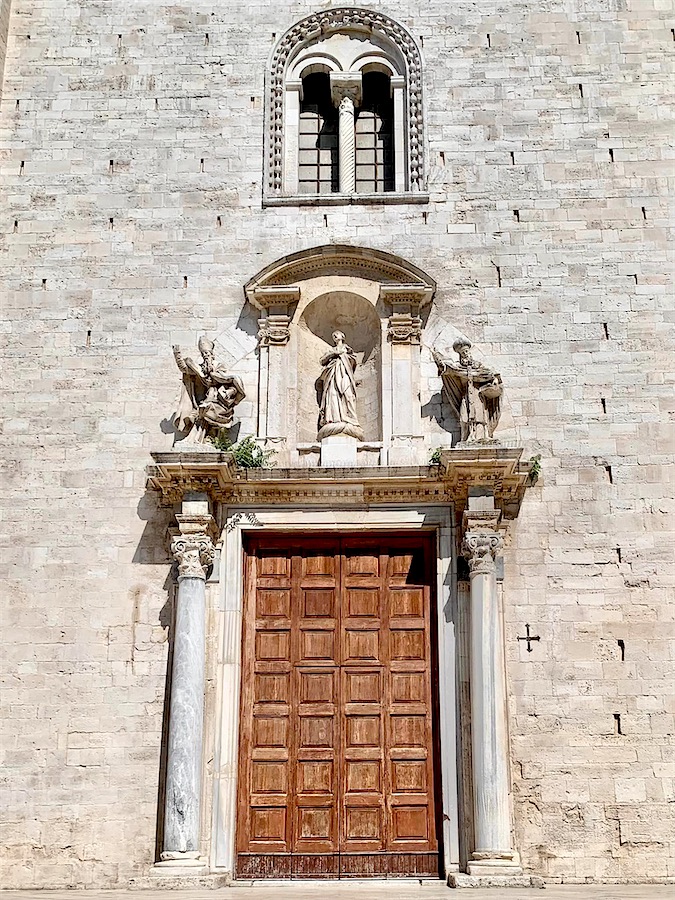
298, 72, 338, 195
355, 72, 394, 194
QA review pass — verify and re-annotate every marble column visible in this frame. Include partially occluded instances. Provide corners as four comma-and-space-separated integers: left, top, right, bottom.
330, 73, 361, 194
337, 95, 356, 193
159, 500, 216, 867
462, 498, 522, 876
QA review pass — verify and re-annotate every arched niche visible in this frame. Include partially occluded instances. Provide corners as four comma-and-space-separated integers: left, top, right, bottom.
298, 291, 382, 444
245, 245, 436, 467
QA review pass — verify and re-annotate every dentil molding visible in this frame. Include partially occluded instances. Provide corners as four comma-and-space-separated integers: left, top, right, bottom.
147, 447, 530, 519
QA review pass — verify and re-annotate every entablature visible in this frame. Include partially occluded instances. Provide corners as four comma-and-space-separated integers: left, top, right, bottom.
146, 447, 530, 520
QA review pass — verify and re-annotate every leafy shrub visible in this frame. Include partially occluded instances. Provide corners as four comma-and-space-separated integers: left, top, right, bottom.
210, 434, 276, 468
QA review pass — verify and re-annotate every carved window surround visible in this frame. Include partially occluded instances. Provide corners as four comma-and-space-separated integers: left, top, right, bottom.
266, 8, 427, 204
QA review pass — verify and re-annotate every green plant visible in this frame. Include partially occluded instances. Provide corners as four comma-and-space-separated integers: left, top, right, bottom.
210, 434, 276, 468
429, 447, 442, 465
528, 453, 542, 484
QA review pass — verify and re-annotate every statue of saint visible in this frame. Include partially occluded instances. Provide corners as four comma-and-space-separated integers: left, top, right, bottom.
172, 337, 245, 444
316, 331, 363, 441
433, 338, 503, 443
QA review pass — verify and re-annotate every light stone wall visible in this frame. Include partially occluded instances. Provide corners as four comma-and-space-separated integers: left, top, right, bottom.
0, 0, 11, 100
1, 0, 673, 888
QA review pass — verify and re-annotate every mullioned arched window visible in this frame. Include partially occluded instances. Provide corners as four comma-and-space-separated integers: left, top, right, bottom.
265, 8, 426, 203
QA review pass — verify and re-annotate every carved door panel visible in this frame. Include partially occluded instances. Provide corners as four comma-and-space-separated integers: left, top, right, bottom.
237, 535, 439, 879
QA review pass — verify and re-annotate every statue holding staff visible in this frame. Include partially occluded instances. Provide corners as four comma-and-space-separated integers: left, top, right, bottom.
433, 338, 503, 443
172, 336, 245, 444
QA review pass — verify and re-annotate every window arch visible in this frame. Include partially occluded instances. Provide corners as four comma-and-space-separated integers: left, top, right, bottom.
266, 8, 425, 201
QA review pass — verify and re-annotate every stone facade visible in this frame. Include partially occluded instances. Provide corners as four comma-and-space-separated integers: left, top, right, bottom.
1, 0, 673, 889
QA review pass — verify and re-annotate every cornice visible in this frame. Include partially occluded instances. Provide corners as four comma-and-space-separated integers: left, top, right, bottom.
244, 245, 437, 294
147, 447, 530, 519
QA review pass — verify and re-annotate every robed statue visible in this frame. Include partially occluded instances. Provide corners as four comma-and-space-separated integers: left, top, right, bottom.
172, 336, 245, 444
316, 331, 364, 441
433, 338, 503, 443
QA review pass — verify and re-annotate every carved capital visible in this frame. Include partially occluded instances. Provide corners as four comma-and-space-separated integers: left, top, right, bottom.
462, 530, 503, 575
387, 313, 422, 344
330, 72, 362, 107
257, 314, 291, 347
171, 534, 215, 579
381, 284, 433, 344
171, 513, 217, 580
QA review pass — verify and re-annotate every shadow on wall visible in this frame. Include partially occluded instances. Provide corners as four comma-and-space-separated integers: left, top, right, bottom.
422, 390, 461, 446
132, 489, 179, 861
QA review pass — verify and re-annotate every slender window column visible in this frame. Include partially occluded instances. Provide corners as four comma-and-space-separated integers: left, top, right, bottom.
462, 498, 522, 877
338, 95, 356, 192
330, 73, 361, 194
158, 499, 216, 869
391, 75, 406, 192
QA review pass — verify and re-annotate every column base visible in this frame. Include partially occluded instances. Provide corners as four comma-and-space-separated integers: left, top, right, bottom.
131, 868, 231, 890
449, 873, 545, 889
158, 850, 203, 866
467, 854, 523, 877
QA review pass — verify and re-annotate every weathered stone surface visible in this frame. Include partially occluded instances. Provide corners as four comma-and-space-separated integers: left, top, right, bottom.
0, 0, 673, 890
449, 873, 546, 888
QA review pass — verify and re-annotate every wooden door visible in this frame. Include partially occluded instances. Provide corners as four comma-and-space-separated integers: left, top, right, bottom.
236, 535, 440, 879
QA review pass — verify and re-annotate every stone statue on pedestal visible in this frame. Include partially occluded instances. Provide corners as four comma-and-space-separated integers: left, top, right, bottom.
316, 331, 363, 441
172, 337, 245, 444
433, 338, 503, 443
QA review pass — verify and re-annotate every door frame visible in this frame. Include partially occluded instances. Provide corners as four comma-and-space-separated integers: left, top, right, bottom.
209, 504, 459, 878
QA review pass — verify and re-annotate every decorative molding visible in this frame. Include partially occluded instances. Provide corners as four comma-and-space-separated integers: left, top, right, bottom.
379, 285, 434, 307
246, 286, 301, 311
245, 245, 437, 294
246, 286, 300, 347
438, 448, 529, 521
147, 452, 238, 505
257, 315, 291, 346
267, 8, 424, 195
387, 313, 422, 344
147, 447, 530, 519
264, 192, 430, 207
380, 284, 433, 344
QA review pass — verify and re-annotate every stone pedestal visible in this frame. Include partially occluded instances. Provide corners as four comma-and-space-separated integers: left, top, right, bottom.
158, 496, 216, 870
320, 434, 358, 467
462, 493, 522, 878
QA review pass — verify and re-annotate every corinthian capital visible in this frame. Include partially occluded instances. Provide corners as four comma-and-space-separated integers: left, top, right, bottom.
171, 513, 217, 580
171, 534, 214, 579
462, 530, 503, 575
